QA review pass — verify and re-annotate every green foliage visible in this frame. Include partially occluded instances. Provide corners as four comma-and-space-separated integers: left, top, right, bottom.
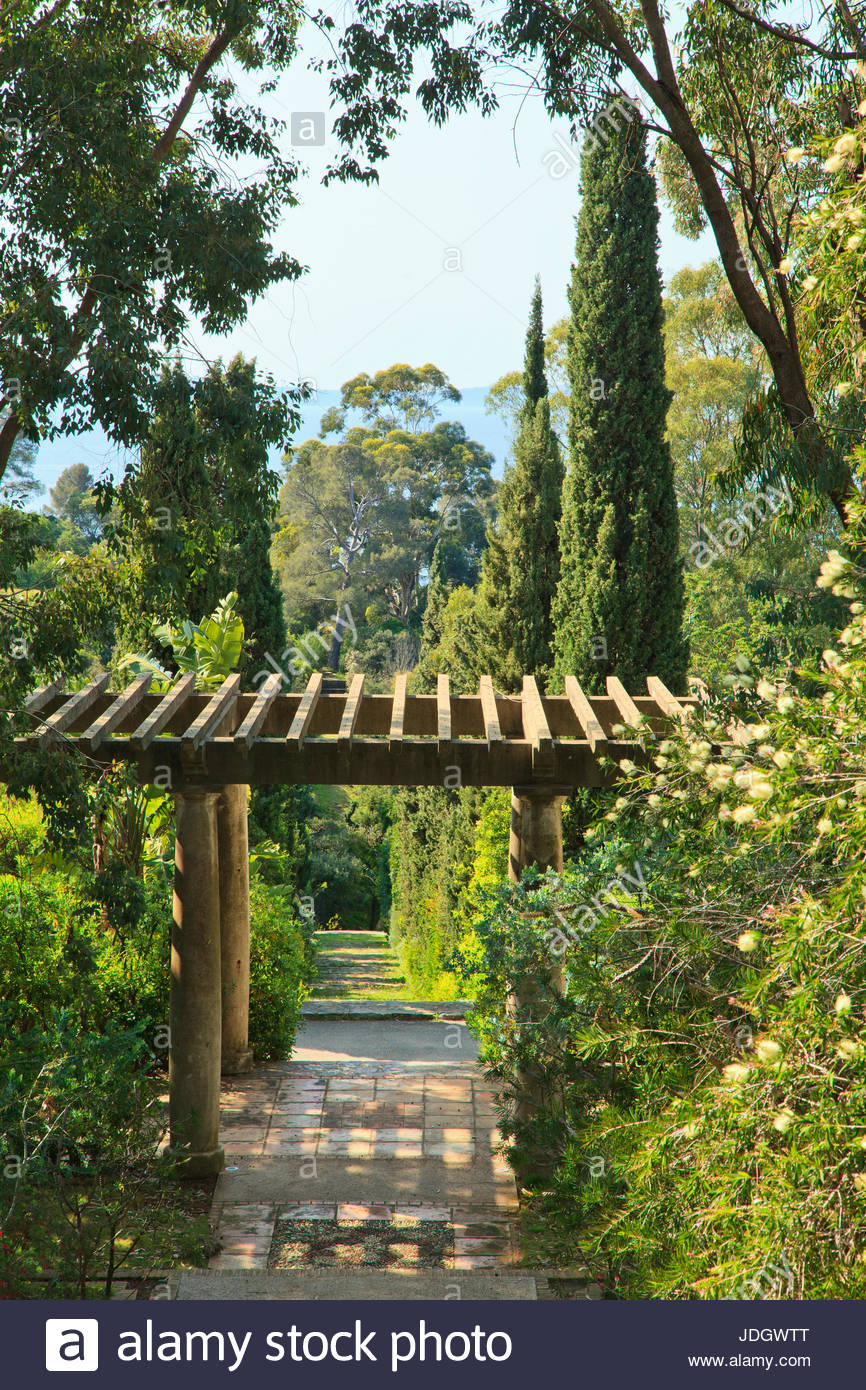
120, 591, 245, 691
0, 870, 167, 1039
553, 113, 687, 693
389, 786, 484, 995
333, 363, 461, 434
108, 357, 293, 672
248, 785, 309, 890
476, 280, 563, 691
0, 0, 306, 486
276, 365, 494, 651
461, 547, 866, 1298
416, 585, 481, 695
0, 1019, 210, 1298
248, 880, 316, 1060
664, 263, 766, 559
46, 464, 104, 551
685, 542, 846, 690
302, 785, 393, 933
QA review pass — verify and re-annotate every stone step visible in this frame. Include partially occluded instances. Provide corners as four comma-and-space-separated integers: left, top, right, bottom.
302, 1000, 471, 1021
172, 1268, 541, 1300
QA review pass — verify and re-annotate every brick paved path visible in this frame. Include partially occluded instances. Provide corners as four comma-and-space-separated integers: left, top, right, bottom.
196, 931, 526, 1296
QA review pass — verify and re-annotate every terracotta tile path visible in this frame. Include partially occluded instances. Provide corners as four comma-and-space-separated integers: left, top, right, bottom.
205, 933, 523, 1287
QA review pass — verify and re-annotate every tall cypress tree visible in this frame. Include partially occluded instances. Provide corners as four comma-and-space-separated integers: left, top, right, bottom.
552, 113, 687, 692
476, 277, 564, 690
413, 538, 450, 692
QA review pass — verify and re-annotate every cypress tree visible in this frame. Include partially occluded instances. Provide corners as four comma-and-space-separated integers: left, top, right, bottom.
552, 112, 687, 693
476, 278, 564, 690
421, 538, 449, 654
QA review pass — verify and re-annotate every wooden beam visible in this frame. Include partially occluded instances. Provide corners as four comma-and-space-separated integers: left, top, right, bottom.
521, 675, 552, 750
287, 671, 323, 748
646, 675, 688, 725
606, 675, 645, 730
24, 677, 65, 714
234, 672, 282, 752
109, 733, 618, 790
39, 672, 111, 744
389, 672, 407, 753
564, 676, 608, 754
79, 673, 152, 753
130, 673, 197, 752
181, 674, 241, 752
437, 673, 452, 752
479, 674, 502, 747
338, 673, 365, 745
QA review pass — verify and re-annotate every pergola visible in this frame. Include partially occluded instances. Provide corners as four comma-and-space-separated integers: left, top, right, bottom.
12, 669, 700, 1176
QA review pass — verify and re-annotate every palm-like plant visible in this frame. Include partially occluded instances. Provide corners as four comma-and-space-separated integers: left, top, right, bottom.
118, 591, 244, 691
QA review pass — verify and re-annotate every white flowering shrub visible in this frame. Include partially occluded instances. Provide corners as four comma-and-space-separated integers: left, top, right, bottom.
566, 548, 866, 1298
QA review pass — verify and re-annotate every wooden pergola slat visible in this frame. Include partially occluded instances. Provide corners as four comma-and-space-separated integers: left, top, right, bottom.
234, 672, 282, 752
389, 672, 407, 752
522, 674, 553, 772
338, 673, 365, 745
479, 674, 502, 747
80, 672, 152, 753
25, 677, 65, 714
129, 673, 196, 752
564, 676, 608, 755
437, 673, 452, 752
647, 674, 687, 723
39, 672, 111, 745
181, 674, 241, 752
607, 675, 644, 730
287, 671, 322, 748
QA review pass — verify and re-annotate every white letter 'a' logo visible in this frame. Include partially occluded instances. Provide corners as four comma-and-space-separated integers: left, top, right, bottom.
45, 1319, 99, 1372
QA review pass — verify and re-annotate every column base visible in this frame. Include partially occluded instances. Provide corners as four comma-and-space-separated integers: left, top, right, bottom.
168, 1145, 226, 1178
221, 1048, 255, 1076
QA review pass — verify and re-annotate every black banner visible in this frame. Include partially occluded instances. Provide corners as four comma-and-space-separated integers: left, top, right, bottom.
4, 1298, 861, 1387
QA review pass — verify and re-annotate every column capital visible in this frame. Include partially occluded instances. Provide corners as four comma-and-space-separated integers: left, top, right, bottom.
174, 780, 223, 800
511, 783, 572, 801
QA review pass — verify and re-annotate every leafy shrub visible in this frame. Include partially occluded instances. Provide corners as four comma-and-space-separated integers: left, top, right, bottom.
248, 880, 316, 1059
390, 786, 485, 994
459, 548, 866, 1299
0, 1018, 209, 1298
0, 871, 169, 1046
0, 793, 45, 875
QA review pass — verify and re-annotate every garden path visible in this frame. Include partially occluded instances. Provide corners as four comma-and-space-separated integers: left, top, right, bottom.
169, 932, 585, 1298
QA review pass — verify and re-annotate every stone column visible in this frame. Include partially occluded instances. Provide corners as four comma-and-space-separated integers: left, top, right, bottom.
507, 784, 569, 1166
507, 786, 566, 884
169, 785, 225, 1177
218, 782, 254, 1075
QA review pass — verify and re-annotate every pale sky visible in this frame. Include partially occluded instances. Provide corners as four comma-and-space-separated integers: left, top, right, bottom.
195, 26, 717, 392
29, 18, 717, 496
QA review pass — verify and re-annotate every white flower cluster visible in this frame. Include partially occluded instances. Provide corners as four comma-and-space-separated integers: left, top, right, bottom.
816, 549, 855, 598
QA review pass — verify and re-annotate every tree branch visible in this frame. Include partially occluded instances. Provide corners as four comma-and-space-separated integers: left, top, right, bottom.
714, 0, 859, 60
0, 18, 240, 482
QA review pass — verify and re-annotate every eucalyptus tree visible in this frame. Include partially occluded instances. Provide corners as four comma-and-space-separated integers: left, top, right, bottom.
0, 0, 304, 485
277, 365, 494, 665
